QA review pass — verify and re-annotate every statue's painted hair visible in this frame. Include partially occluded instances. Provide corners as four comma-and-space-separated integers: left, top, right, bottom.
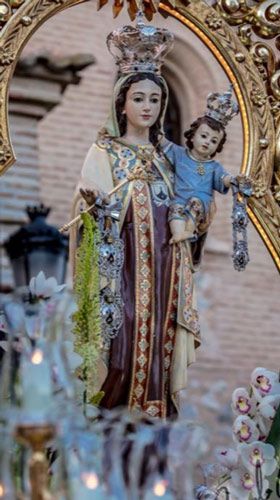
115, 72, 168, 149
184, 115, 227, 158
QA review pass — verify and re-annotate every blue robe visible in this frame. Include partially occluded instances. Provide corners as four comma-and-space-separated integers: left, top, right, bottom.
164, 143, 229, 219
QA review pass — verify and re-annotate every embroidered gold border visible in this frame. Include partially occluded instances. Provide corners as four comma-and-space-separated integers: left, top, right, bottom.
144, 186, 155, 402
161, 245, 177, 405
128, 180, 156, 410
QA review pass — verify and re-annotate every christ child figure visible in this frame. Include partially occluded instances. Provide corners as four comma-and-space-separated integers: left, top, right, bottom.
168, 87, 239, 244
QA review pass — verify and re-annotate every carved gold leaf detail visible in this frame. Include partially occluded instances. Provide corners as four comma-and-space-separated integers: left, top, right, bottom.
250, 83, 267, 107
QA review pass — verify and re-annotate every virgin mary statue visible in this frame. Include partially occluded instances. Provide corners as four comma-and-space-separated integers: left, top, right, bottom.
70, 16, 201, 418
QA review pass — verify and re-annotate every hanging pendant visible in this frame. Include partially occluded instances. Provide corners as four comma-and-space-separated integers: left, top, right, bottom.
196, 163, 206, 176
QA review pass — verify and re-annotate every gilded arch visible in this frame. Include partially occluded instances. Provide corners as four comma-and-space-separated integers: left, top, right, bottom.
0, 0, 279, 269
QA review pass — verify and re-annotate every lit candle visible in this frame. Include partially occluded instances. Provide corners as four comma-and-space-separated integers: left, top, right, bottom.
143, 479, 174, 500
20, 348, 53, 415
69, 472, 104, 500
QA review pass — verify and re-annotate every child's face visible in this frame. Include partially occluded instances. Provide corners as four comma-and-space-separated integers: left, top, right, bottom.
192, 123, 223, 160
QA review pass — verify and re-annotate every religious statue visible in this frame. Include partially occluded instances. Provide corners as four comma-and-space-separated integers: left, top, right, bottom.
167, 87, 241, 244
69, 15, 250, 419
69, 15, 201, 418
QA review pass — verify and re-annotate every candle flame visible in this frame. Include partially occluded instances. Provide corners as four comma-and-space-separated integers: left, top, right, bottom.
81, 471, 99, 490
153, 479, 167, 496
0, 483, 5, 497
31, 348, 43, 364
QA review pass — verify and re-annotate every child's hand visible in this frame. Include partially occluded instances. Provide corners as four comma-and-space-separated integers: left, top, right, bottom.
222, 174, 232, 188
231, 175, 252, 196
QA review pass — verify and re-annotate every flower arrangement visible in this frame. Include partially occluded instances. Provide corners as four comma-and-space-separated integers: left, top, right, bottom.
197, 367, 280, 499
1, 271, 280, 499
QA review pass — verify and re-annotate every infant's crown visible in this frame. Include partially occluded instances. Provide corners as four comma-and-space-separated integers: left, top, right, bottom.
205, 85, 239, 126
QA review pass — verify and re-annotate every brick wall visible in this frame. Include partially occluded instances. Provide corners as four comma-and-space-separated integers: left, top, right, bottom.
2, 2, 280, 429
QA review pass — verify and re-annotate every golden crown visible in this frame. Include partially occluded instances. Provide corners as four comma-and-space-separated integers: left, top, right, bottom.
106, 12, 174, 75
205, 85, 239, 126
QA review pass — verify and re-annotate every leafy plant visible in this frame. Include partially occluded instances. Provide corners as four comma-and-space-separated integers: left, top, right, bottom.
72, 213, 102, 402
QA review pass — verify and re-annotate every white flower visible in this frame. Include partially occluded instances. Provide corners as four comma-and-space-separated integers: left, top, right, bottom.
258, 394, 280, 420
251, 368, 280, 398
239, 441, 277, 477
230, 466, 256, 499
253, 413, 272, 440
29, 271, 65, 299
233, 416, 259, 444
215, 447, 239, 470
251, 394, 280, 439
0, 341, 8, 352
231, 388, 256, 417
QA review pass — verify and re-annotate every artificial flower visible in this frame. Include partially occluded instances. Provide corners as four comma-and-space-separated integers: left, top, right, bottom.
0, 340, 8, 352
230, 466, 256, 499
251, 367, 280, 398
215, 447, 239, 470
258, 394, 280, 420
29, 271, 65, 300
251, 394, 280, 439
232, 415, 259, 444
231, 387, 256, 417
239, 441, 277, 477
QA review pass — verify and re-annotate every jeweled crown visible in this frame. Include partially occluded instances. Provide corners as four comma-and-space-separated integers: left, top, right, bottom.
106, 12, 174, 75
205, 85, 239, 126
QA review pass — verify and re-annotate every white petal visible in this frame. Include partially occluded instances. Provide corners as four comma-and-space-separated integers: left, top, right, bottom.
44, 277, 58, 295
36, 271, 47, 294
0, 341, 8, 352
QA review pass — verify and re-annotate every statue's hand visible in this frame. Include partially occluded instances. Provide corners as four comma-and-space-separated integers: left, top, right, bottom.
80, 188, 110, 207
231, 175, 253, 197
169, 231, 194, 244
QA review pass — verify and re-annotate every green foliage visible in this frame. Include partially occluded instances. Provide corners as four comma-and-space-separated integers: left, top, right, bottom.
72, 213, 102, 401
89, 391, 105, 407
267, 404, 280, 459
266, 402, 280, 497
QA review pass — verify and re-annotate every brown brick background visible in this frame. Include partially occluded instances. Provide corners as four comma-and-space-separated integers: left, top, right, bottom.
1, 2, 279, 434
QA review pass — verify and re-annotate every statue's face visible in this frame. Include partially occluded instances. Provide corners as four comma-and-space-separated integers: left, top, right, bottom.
192, 123, 223, 160
123, 79, 162, 131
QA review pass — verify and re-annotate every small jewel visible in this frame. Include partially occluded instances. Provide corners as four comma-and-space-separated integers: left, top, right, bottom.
197, 163, 206, 176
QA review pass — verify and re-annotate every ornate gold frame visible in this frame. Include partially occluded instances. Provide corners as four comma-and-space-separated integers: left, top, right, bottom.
0, 0, 279, 269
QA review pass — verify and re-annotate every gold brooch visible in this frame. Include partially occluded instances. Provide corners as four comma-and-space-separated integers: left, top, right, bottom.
196, 163, 206, 176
